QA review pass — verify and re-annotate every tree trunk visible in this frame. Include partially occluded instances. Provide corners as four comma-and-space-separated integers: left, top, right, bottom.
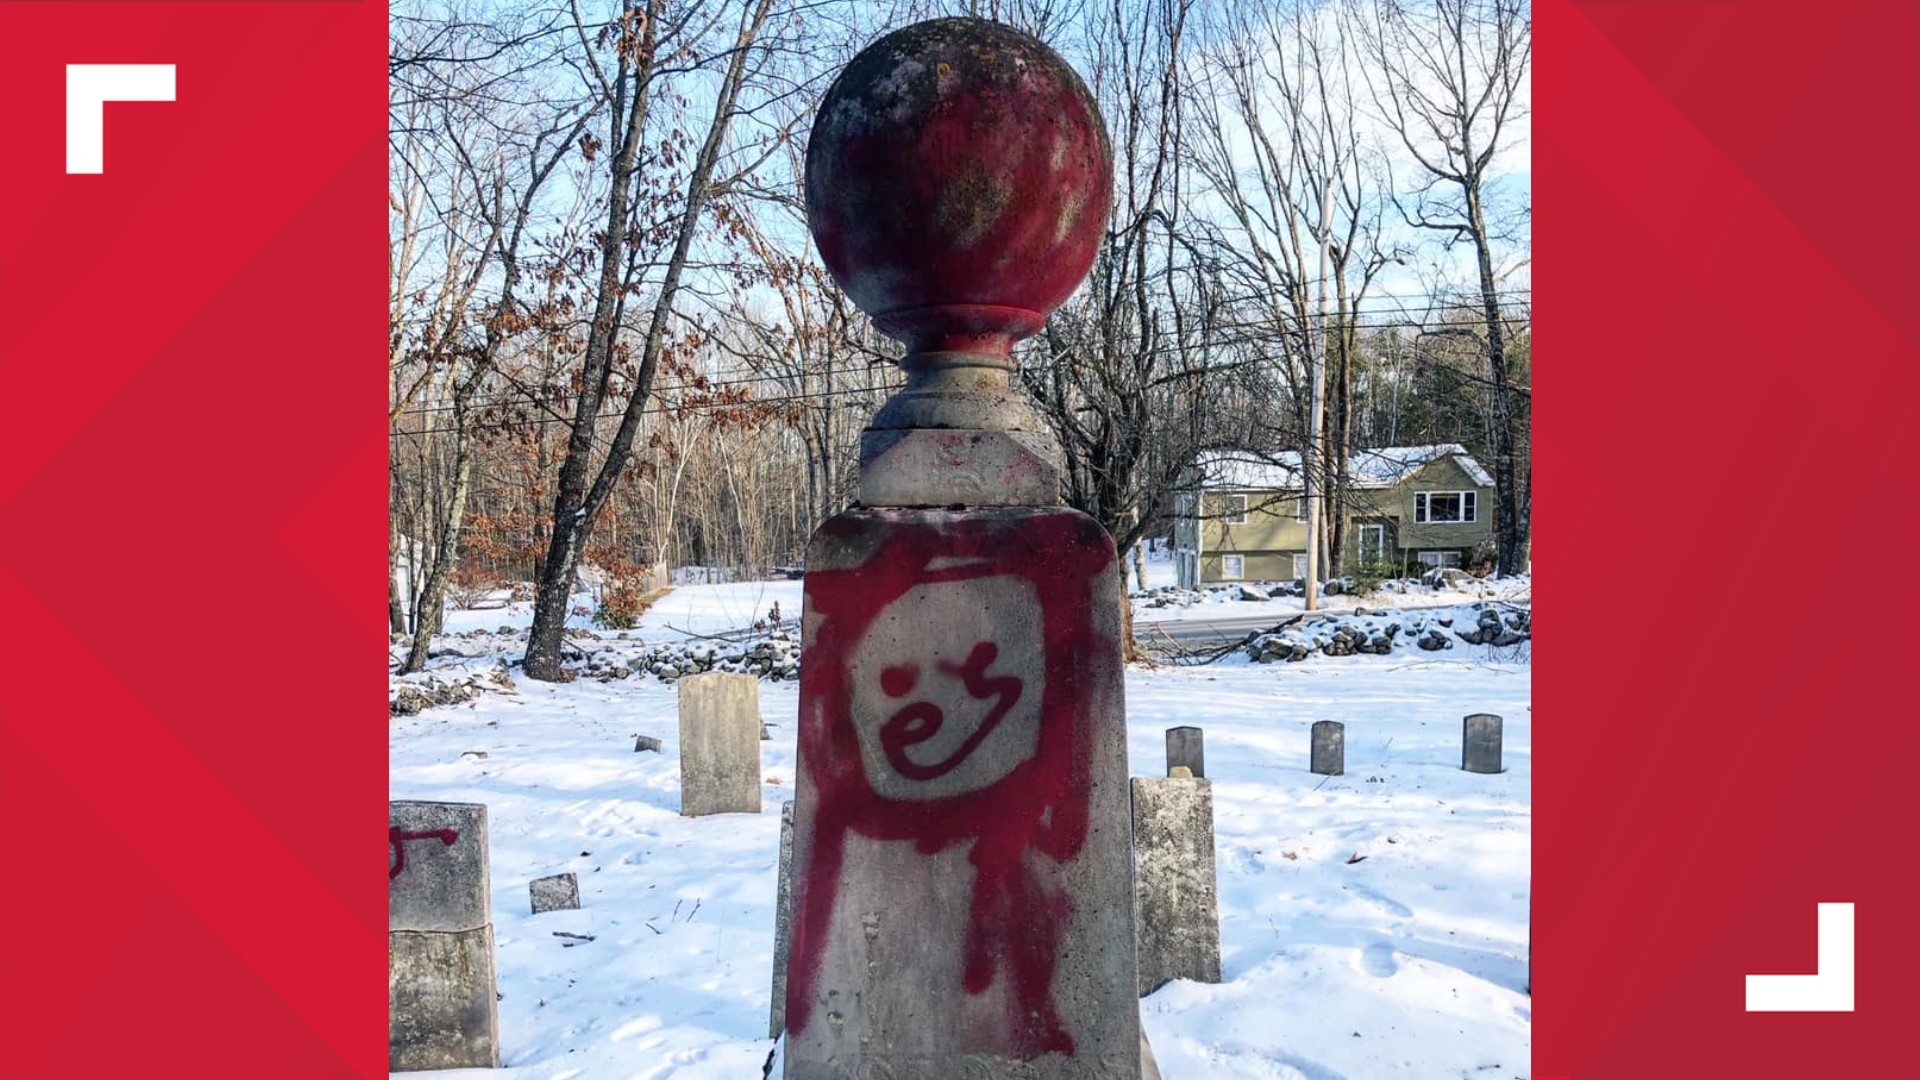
1467, 186, 1522, 575
403, 427, 476, 673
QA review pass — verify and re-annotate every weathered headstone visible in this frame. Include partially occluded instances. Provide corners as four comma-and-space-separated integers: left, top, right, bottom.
1131, 776, 1222, 995
635, 734, 662, 753
1311, 720, 1344, 776
529, 872, 580, 914
389, 800, 499, 1071
1462, 713, 1503, 774
678, 672, 762, 816
1165, 725, 1205, 778
785, 18, 1150, 1078
769, 802, 797, 1039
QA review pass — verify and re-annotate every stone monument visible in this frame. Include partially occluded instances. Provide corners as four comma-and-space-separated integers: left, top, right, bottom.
1462, 712, 1503, 774
783, 17, 1152, 1078
1131, 775, 1222, 995
1165, 725, 1204, 778
388, 800, 499, 1071
678, 671, 763, 816
1310, 720, 1344, 776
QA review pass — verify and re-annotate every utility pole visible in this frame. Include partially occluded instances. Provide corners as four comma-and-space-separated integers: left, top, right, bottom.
1303, 177, 1332, 611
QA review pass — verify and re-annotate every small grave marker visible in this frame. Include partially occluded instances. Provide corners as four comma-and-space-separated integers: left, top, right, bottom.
678, 672, 763, 816
1165, 725, 1205, 778
1462, 713, 1503, 774
769, 802, 797, 1039
1131, 776, 1222, 995
389, 800, 499, 1071
529, 872, 580, 914
1311, 720, 1344, 776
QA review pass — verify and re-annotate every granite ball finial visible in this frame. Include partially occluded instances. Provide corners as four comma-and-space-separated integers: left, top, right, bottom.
805, 18, 1113, 357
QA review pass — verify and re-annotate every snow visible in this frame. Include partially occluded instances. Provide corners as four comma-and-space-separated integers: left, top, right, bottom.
1189, 444, 1494, 492
393, 575, 1530, 1079
1128, 546, 1530, 624
439, 578, 805, 640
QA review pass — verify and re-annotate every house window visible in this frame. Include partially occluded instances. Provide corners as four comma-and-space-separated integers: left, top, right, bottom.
1417, 550, 1462, 569
1415, 490, 1477, 523
1224, 494, 1247, 525
1221, 554, 1244, 579
1291, 553, 1309, 579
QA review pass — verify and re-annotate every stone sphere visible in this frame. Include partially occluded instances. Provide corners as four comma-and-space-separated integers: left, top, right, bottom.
805, 18, 1113, 350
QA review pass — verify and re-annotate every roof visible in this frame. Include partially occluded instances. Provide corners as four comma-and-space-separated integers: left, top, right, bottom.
1191, 444, 1494, 490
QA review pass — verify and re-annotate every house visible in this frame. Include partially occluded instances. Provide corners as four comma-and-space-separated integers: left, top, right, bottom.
1170, 444, 1496, 587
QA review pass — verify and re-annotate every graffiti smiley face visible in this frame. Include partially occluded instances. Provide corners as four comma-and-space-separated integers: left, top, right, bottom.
845, 574, 1045, 801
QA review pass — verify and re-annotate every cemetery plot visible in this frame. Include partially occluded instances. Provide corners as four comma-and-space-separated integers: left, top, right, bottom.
390, 627, 1529, 1080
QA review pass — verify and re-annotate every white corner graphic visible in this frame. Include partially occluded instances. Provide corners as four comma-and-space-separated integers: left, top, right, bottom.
1745, 902, 1855, 1012
66, 64, 175, 174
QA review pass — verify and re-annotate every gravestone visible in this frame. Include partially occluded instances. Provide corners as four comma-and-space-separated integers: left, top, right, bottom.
1462, 713, 1504, 774
529, 872, 580, 914
1131, 776, 1222, 995
769, 802, 797, 1039
1165, 725, 1205, 778
678, 672, 762, 816
1310, 720, 1344, 776
785, 18, 1151, 1078
389, 800, 499, 1071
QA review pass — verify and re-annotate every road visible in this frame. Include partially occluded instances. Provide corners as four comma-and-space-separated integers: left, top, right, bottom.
1138, 613, 1299, 648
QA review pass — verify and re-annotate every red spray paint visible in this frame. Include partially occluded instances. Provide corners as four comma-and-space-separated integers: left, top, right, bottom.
786, 511, 1116, 1059
388, 826, 458, 881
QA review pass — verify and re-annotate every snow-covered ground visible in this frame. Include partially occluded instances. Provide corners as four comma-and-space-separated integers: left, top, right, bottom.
395, 578, 1531, 1079
1128, 550, 1530, 625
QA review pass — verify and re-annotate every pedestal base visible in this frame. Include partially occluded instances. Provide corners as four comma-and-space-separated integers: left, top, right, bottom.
784, 507, 1141, 1078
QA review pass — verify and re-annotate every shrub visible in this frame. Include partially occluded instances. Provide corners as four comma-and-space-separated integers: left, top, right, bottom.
1467, 540, 1499, 577
591, 567, 653, 629
1347, 561, 1398, 596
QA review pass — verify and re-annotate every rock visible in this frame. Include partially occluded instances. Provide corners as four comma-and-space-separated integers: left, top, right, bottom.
1235, 583, 1270, 601
529, 872, 581, 914
635, 735, 663, 753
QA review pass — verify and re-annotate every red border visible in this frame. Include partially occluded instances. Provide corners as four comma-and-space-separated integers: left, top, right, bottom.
1, 0, 1916, 1077
0, 3, 387, 1078
1538, 1, 1920, 1076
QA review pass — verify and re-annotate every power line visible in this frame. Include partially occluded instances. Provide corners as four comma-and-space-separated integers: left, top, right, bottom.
392, 291, 1531, 422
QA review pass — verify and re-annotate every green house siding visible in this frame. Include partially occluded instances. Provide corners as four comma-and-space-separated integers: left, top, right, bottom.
1195, 456, 1494, 582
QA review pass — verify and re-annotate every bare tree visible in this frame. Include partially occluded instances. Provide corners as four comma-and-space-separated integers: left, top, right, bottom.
390, 0, 599, 672
522, 0, 782, 680
1351, 0, 1529, 573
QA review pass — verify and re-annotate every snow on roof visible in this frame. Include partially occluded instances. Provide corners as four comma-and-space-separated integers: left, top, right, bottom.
1192, 444, 1494, 490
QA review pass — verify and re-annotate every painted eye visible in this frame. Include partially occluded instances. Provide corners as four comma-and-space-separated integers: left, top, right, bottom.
881, 663, 919, 697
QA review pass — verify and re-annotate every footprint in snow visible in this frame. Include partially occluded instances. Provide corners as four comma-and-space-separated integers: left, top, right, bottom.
1360, 941, 1399, 978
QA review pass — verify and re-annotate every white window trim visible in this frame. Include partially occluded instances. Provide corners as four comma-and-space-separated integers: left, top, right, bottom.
1224, 494, 1247, 525
1357, 523, 1387, 562
1293, 491, 1308, 522
1415, 490, 1478, 524
1220, 554, 1245, 580
1418, 550, 1462, 569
